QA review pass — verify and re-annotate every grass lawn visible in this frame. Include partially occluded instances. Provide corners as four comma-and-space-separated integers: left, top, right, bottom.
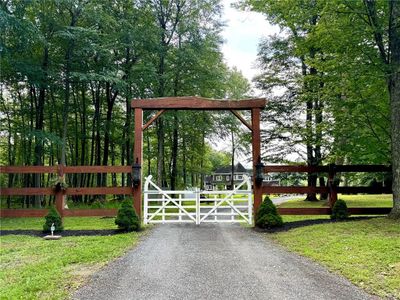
0, 217, 147, 299
278, 194, 393, 208
269, 216, 400, 299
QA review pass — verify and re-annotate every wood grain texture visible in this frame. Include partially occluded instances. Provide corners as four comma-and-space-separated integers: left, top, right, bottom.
278, 207, 331, 215
263, 186, 330, 194
0, 207, 390, 217
0, 209, 118, 217
65, 187, 132, 195
63, 209, 117, 217
0, 166, 57, 174
142, 109, 165, 130
131, 96, 267, 110
0, 165, 132, 174
1, 188, 55, 196
336, 186, 392, 194
264, 165, 329, 173
263, 164, 391, 173
133, 108, 143, 217
230, 110, 252, 131
277, 207, 391, 215
252, 108, 262, 214
64, 166, 131, 173
0, 209, 49, 217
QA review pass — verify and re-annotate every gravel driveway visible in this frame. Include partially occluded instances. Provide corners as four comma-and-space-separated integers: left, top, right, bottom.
73, 224, 376, 300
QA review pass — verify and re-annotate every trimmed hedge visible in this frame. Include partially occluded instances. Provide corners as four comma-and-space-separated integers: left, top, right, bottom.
43, 206, 63, 233
256, 196, 283, 229
115, 200, 141, 232
331, 199, 349, 220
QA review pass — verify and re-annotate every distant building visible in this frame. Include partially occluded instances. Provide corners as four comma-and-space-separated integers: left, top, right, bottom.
204, 162, 279, 190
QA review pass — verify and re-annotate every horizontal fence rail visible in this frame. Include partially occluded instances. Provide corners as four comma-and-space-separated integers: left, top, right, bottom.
0, 165, 131, 218
264, 164, 392, 173
0, 164, 394, 218
0, 165, 132, 174
263, 164, 392, 216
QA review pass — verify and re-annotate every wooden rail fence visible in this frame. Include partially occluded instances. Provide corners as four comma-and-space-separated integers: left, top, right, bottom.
0, 165, 131, 218
0, 164, 393, 217
262, 164, 392, 215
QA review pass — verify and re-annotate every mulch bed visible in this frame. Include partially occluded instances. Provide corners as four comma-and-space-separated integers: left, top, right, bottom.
253, 216, 379, 233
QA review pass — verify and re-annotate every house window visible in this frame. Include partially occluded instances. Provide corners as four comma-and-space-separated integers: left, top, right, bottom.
226, 175, 231, 181
216, 175, 222, 181
234, 175, 243, 180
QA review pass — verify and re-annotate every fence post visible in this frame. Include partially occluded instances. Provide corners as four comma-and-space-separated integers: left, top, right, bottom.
328, 163, 337, 208
196, 188, 200, 225
56, 164, 65, 220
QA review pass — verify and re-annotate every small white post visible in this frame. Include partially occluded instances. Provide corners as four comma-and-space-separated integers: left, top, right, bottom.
144, 192, 148, 225
196, 189, 200, 225
231, 194, 234, 222
179, 193, 182, 221
162, 194, 165, 224
143, 176, 152, 225
248, 191, 252, 225
214, 195, 217, 222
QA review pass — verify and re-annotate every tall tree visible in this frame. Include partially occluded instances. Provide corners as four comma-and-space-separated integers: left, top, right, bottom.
241, 0, 399, 215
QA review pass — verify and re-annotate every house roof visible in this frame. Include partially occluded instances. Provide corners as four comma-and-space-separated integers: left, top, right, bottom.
214, 163, 249, 174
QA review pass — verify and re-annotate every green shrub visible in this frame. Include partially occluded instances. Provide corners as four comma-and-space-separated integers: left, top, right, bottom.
115, 200, 140, 232
331, 199, 349, 220
43, 206, 63, 233
256, 196, 283, 229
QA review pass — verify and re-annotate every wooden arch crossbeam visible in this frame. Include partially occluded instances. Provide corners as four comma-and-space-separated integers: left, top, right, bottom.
131, 96, 267, 219
134, 96, 266, 131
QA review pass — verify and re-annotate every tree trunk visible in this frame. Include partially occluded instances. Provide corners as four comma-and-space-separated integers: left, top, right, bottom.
156, 118, 165, 187
303, 58, 318, 202
200, 131, 205, 189
305, 13, 319, 202
102, 82, 118, 187
170, 111, 179, 190
33, 46, 48, 207
315, 98, 327, 200
389, 0, 400, 219
94, 83, 102, 188
182, 133, 187, 187
61, 10, 79, 166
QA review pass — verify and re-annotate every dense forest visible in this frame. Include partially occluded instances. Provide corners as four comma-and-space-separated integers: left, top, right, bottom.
0, 0, 251, 207
0, 0, 399, 217
241, 0, 399, 217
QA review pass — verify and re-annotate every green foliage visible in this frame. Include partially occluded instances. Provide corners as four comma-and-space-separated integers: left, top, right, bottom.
115, 200, 140, 232
0, 0, 250, 201
239, 0, 392, 165
331, 199, 349, 220
255, 196, 283, 229
1, 217, 142, 299
271, 217, 400, 298
43, 206, 63, 233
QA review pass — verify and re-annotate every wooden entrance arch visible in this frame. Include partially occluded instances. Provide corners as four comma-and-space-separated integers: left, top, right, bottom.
131, 96, 267, 219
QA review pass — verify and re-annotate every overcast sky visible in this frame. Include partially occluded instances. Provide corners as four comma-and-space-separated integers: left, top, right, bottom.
221, 0, 279, 96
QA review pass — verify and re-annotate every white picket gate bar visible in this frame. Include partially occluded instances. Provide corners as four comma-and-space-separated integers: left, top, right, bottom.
143, 175, 252, 225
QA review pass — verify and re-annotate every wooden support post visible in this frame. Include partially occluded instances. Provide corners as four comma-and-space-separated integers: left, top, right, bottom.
56, 164, 64, 220
133, 108, 143, 218
252, 108, 262, 218
328, 163, 337, 208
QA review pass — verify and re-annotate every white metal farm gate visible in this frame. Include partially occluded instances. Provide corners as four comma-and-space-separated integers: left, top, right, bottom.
143, 175, 252, 225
